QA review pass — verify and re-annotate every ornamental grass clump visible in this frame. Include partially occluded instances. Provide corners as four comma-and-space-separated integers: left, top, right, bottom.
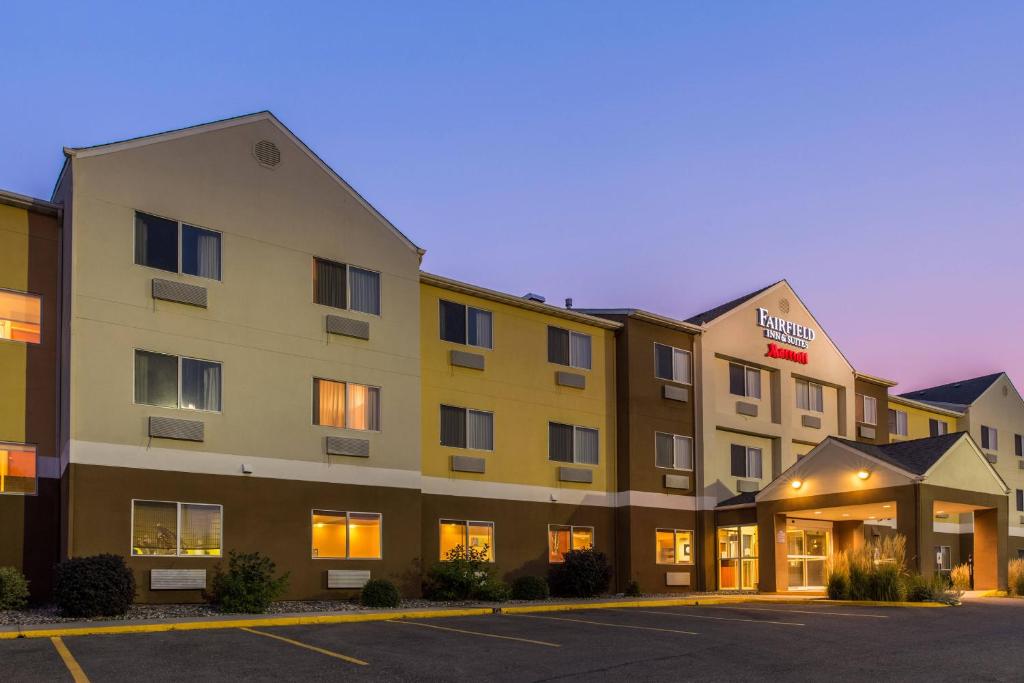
825, 534, 914, 602
1008, 559, 1024, 597
950, 563, 971, 592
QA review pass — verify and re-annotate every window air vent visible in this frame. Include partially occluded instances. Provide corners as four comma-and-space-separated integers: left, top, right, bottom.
253, 140, 281, 168
778, 298, 791, 314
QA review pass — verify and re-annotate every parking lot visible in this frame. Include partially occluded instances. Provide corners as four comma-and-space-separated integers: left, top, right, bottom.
6, 599, 1024, 681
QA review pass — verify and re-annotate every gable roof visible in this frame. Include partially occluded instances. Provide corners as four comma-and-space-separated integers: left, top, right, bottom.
716, 491, 756, 508
898, 372, 1003, 407
684, 281, 781, 325
834, 433, 966, 476
57, 111, 424, 257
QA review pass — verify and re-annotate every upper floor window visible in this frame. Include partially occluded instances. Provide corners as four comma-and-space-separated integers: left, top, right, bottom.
888, 409, 908, 436
1017, 489, 1023, 513
981, 426, 998, 451
134, 350, 222, 412
313, 378, 380, 431
857, 394, 877, 426
729, 363, 761, 399
131, 499, 222, 557
730, 444, 762, 479
548, 525, 594, 563
656, 529, 693, 565
0, 443, 36, 495
439, 519, 494, 561
929, 419, 949, 437
1015, 434, 1022, 457
549, 423, 599, 465
796, 379, 823, 412
548, 326, 591, 370
311, 510, 382, 559
440, 405, 493, 450
654, 343, 691, 384
135, 211, 221, 280
655, 432, 693, 471
439, 300, 491, 348
0, 289, 41, 344
313, 258, 380, 315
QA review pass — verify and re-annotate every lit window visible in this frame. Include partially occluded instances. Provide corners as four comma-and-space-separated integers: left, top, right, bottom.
729, 363, 761, 399
439, 300, 492, 348
548, 525, 594, 563
440, 405, 493, 450
135, 211, 221, 280
654, 343, 691, 384
313, 378, 380, 431
795, 379, 823, 412
0, 443, 36, 495
439, 519, 494, 561
655, 432, 693, 470
131, 500, 222, 557
730, 444, 763, 479
0, 289, 41, 344
312, 510, 382, 559
549, 422, 599, 465
548, 326, 592, 370
888, 409, 908, 437
134, 350, 222, 411
656, 529, 693, 564
313, 258, 381, 315
857, 395, 877, 426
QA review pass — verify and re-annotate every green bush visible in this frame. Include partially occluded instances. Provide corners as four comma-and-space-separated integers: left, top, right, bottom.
475, 579, 511, 602
0, 566, 30, 610
360, 579, 401, 608
826, 571, 849, 600
511, 576, 550, 601
868, 564, 907, 602
54, 554, 136, 618
208, 551, 289, 613
423, 544, 500, 601
624, 580, 642, 597
548, 548, 612, 598
904, 573, 949, 602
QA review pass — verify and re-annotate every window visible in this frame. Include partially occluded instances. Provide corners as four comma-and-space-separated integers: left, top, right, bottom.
1016, 434, 1023, 457
548, 525, 594, 563
935, 546, 951, 571
929, 419, 949, 437
131, 500, 222, 557
856, 394, 877, 426
888, 409, 908, 436
548, 423, 599, 465
728, 363, 761, 399
439, 405, 493, 450
135, 211, 221, 280
0, 443, 36, 495
439, 519, 494, 561
0, 289, 41, 344
730, 444, 763, 479
313, 378, 380, 431
1017, 490, 1023, 513
982, 426, 998, 451
718, 525, 759, 590
655, 433, 693, 470
134, 350, 222, 411
313, 258, 381, 315
439, 300, 491, 348
795, 379, 823, 412
656, 529, 693, 564
548, 326, 592, 370
311, 510, 382, 559
654, 343, 691, 384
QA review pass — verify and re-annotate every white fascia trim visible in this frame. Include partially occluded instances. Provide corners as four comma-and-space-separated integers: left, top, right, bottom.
933, 521, 973, 534
421, 476, 616, 507
1010, 526, 1024, 538
618, 491, 720, 511
70, 440, 422, 490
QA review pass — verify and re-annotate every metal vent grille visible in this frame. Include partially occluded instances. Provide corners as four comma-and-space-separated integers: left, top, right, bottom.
152, 278, 208, 308
149, 416, 204, 442
151, 569, 206, 590
326, 436, 370, 458
779, 298, 791, 314
327, 570, 370, 589
253, 140, 281, 168
326, 315, 370, 340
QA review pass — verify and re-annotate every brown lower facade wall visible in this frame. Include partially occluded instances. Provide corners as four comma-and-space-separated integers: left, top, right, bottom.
67, 463, 423, 603
617, 506, 698, 594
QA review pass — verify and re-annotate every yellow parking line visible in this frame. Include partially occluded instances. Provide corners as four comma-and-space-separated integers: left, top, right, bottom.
610, 608, 804, 627
388, 619, 560, 647
51, 636, 90, 683
240, 627, 368, 666
510, 613, 697, 635
707, 606, 888, 619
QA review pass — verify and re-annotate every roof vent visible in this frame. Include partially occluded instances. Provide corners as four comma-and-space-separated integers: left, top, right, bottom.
523, 293, 546, 303
253, 140, 281, 168
565, 297, 573, 309
778, 298, 791, 314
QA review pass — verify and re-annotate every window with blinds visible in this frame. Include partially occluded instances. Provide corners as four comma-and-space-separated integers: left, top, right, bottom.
548, 422, 599, 464
132, 500, 222, 557
313, 257, 381, 315
311, 510, 382, 559
439, 405, 493, 450
313, 378, 380, 431
134, 350, 222, 412
135, 211, 221, 281
654, 343, 691, 384
655, 432, 693, 470
439, 300, 492, 348
547, 326, 591, 370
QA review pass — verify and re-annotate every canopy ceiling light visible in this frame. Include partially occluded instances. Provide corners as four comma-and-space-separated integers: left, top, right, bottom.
856, 469, 871, 480
790, 479, 803, 490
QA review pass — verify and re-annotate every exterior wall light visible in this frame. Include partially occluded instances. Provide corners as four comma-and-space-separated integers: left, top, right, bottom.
791, 479, 803, 490
856, 469, 871, 480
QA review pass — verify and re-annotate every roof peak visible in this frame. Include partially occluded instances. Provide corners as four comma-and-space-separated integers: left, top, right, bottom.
898, 372, 1005, 406
684, 279, 786, 326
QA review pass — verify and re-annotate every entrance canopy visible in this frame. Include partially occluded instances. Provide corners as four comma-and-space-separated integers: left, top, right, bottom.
784, 501, 897, 523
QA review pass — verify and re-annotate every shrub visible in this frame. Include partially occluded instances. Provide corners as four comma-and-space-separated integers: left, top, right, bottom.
423, 544, 498, 601
360, 579, 401, 608
208, 551, 289, 613
511, 576, 550, 601
0, 567, 30, 610
475, 579, 511, 602
848, 563, 871, 601
1009, 559, 1024, 597
624, 580, 642, 597
950, 563, 971, 592
548, 548, 612, 598
54, 554, 136, 618
826, 571, 850, 600
868, 564, 907, 602
904, 573, 950, 603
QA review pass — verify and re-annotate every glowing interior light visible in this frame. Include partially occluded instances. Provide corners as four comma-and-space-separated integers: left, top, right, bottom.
857, 469, 870, 480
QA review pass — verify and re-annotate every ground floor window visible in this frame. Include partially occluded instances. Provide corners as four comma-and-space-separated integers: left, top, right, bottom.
311, 510, 382, 559
0, 289, 41, 344
0, 443, 36, 495
548, 525, 594, 562
718, 525, 758, 590
656, 529, 693, 564
786, 528, 830, 589
131, 500, 222, 557
439, 519, 494, 561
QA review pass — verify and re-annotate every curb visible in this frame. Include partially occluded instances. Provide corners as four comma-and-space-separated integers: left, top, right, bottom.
499, 596, 817, 614
811, 599, 948, 608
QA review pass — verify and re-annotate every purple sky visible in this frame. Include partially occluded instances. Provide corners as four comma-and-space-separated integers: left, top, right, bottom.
3, 2, 1021, 393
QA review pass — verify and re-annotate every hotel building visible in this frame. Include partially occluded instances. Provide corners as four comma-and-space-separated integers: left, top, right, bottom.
2, 112, 1022, 600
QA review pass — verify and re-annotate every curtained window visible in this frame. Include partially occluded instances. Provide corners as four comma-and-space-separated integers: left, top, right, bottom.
731, 444, 762, 479
655, 432, 693, 470
134, 350, 181, 409
548, 327, 591, 370
796, 380, 823, 413
439, 300, 491, 348
655, 343, 691, 383
729, 363, 761, 399
349, 267, 381, 315
182, 225, 222, 280
181, 358, 222, 411
313, 259, 381, 314
132, 500, 221, 557
440, 405, 492, 450
314, 378, 380, 431
314, 258, 347, 309
549, 423, 598, 464
135, 212, 221, 281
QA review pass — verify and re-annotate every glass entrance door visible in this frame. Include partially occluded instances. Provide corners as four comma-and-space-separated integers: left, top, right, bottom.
786, 528, 830, 589
718, 525, 759, 590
